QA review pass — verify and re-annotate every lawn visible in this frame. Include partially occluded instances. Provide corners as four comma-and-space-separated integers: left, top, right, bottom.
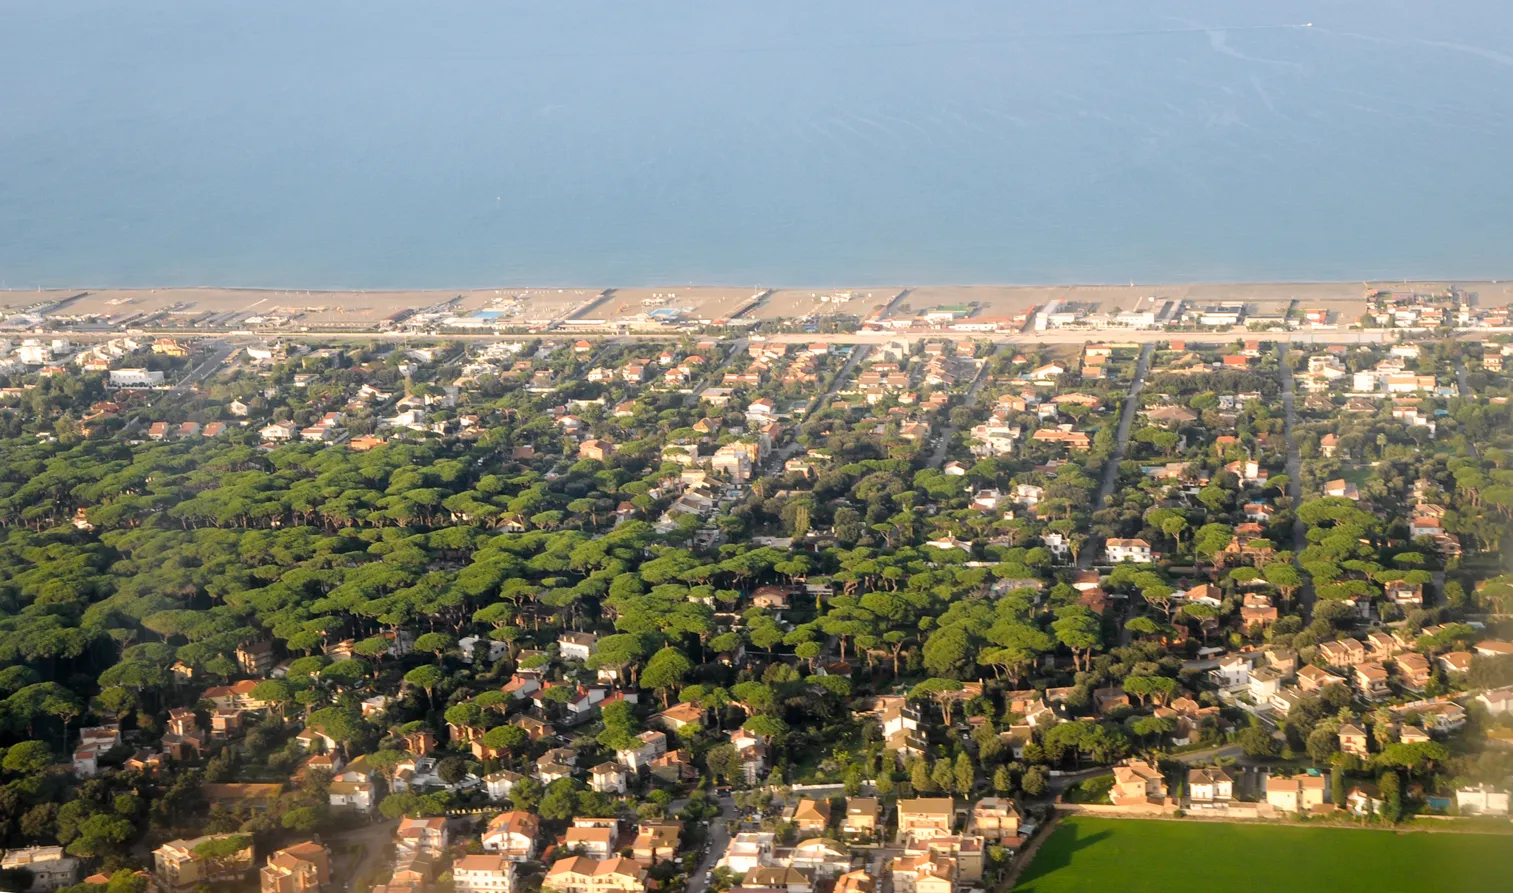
1338, 464, 1373, 487
1013, 817, 1513, 893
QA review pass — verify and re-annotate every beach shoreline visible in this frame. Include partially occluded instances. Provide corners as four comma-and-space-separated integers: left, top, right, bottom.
4, 280, 1509, 333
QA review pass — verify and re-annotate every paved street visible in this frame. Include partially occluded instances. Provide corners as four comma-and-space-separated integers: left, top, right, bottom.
764, 344, 871, 471
685, 795, 735, 893
327, 818, 399, 889
927, 344, 1002, 469
161, 339, 237, 398
1276, 344, 1315, 618
1455, 359, 1481, 460
1079, 343, 1154, 569
1455, 358, 1474, 398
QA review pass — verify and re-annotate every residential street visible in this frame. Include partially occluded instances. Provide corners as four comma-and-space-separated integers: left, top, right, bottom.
684, 795, 735, 893
327, 817, 399, 889
927, 344, 1002, 469
1455, 359, 1481, 460
169, 339, 236, 395
766, 344, 871, 471
1276, 344, 1316, 618
1079, 343, 1154, 569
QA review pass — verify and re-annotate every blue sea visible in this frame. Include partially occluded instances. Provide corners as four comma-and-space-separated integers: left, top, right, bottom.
2, 1, 1512, 289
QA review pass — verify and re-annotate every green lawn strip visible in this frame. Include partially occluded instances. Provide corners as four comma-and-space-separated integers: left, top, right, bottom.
1014, 817, 1513, 893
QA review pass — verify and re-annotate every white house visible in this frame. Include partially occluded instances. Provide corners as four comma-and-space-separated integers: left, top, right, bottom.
458, 636, 511, 664
328, 779, 377, 813
16, 343, 51, 366
558, 632, 599, 662
109, 368, 165, 388
294, 727, 339, 753
1456, 784, 1509, 816
1249, 666, 1283, 703
563, 820, 619, 859
881, 702, 922, 739
1476, 686, 1513, 716
1213, 654, 1251, 688
718, 832, 776, 875
72, 725, 120, 778
971, 489, 1004, 511
395, 817, 449, 860
745, 398, 776, 422
563, 685, 609, 723
590, 762, 629, 794
1105, 538, 1153, 563
616, 730, 668, 772
482, 811, 539, 861
260, 422, 298, 441
452, 855, 515, 893
1187, 767, 1235, 806
924, 535, 972, 552
484, 770, 525, 802
0, 847, 79, 892
785, 838, 852, 879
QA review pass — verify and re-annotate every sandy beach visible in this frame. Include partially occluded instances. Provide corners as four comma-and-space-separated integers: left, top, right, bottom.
4, 280, 1509, 330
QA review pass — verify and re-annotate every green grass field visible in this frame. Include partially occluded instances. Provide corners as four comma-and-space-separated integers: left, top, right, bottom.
1013, 817, 1513, 893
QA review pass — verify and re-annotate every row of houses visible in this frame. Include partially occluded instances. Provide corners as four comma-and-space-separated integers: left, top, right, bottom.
717, 797, 1025, 893
150, 835, 329, 893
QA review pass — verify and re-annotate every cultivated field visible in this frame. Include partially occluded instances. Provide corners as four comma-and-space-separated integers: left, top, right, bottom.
1013, 817, 1513, 893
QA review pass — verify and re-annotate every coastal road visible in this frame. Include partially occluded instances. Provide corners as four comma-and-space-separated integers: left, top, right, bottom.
927, 345, 1002, 469
1078, 343, 1154, 569
685, 796, 736, 893
1276, 344, 1315, 618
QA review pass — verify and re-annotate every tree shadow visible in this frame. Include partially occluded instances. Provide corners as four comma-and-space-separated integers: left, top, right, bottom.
1013, 824, 1114, 890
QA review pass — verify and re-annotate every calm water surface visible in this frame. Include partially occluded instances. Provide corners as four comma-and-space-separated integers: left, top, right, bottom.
2, 1, 1512, 288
